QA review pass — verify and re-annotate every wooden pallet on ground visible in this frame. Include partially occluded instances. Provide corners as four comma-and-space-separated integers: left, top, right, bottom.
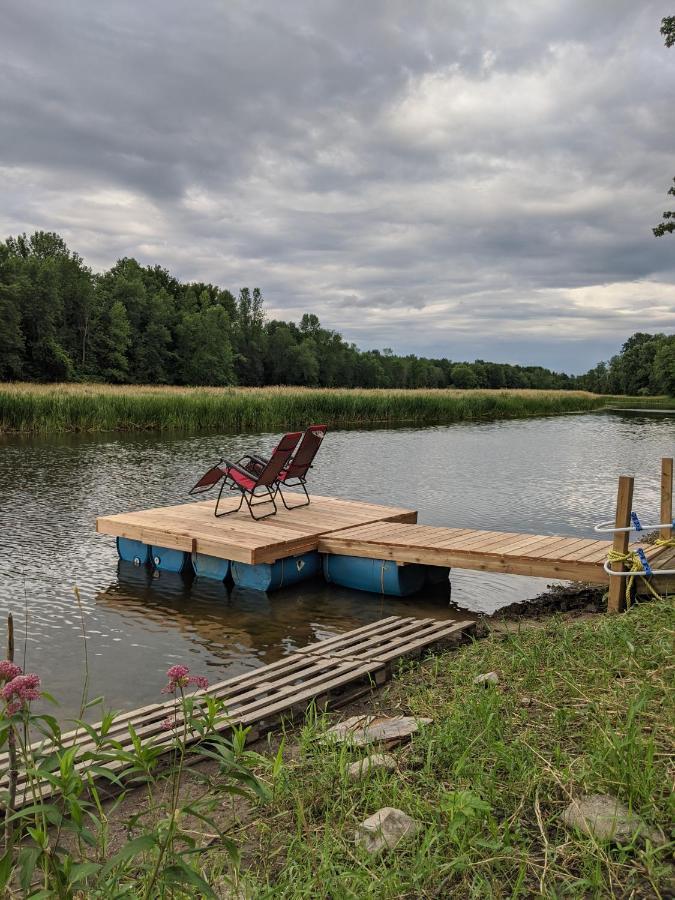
0, 615, 474, 809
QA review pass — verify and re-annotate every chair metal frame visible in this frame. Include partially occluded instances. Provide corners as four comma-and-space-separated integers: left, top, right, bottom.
189, 431, 302, 521
237, 425, 327, 510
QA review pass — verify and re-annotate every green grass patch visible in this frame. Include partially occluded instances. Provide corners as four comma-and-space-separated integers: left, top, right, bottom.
241, 602, 674, 898
0, 383, 634, 433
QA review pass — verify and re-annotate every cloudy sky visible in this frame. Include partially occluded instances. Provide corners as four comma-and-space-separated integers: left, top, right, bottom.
1, 1, 674, 372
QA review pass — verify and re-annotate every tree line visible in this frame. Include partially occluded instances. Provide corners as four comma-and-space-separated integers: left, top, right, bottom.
0, 231, 672, 394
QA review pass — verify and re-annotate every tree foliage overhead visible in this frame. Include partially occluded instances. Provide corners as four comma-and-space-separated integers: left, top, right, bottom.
653, 17, 675, 236
660, 15, 675, 47
0, 231, 672, 395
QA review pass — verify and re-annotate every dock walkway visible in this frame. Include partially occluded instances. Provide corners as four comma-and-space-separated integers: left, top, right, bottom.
318, 521, 668, 584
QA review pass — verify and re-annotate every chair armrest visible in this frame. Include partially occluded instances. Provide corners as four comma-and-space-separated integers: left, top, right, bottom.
237, 453, 268, 466
224, 460, 259, 481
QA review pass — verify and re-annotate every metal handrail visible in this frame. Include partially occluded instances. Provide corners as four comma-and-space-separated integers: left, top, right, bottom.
604, 559, 675, 577
594, 518, 674, 534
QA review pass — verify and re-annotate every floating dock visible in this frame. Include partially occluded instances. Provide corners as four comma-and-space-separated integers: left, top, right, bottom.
97, 494, 417, 564
0, 615, 474, 809
96, 458, 674, 609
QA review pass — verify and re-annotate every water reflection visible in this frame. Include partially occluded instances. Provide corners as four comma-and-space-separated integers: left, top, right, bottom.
0, 411, 672, 717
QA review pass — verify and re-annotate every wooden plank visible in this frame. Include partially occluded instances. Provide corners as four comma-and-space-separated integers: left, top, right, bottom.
371, 620, 474, 661
661, 458, 673, 542
561, 541, 615, 563
453, 532, 560, 556
607, 476, 634, 613
424, 529, 513, 551
522, 537, 601, 561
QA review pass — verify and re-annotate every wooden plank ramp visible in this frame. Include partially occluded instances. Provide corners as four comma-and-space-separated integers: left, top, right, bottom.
318, 522, 670, 585
96, 495, 417, 564
0, 616, 474, 809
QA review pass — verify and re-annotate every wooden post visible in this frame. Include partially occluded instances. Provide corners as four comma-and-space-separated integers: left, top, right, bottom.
607, 475, 634, 614
660, 458, 673, 541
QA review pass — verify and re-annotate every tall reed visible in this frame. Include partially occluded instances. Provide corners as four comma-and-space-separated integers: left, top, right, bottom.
0, 383, 617, 434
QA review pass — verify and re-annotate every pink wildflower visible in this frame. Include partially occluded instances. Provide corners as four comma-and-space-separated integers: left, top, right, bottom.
0, 661, 22, 683
160, 716, 175, 731
2, 673, 41, 713
162, 664, 209, 694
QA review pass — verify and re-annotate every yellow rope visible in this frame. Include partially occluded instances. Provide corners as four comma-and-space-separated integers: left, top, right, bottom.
606, 548, 665, 607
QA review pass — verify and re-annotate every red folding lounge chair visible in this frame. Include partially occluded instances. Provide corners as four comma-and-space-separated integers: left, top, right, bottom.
189, 431, 302, 520
238, 425, 327, 510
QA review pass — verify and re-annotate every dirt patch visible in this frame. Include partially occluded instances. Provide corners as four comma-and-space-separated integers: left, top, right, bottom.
492, 581, 605, 619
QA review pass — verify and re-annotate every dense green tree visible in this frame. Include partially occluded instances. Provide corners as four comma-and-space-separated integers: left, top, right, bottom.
89, 300, 132, 383
175, 305, 235, 386
652, 335, 675, 394
234, 288, 266, 385
0, 230, 671, 395
450, 363, 479, 388
0, 285, 24, 379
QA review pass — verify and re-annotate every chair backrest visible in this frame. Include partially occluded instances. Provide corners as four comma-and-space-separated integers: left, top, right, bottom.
256, 431, 302, 487
285, 425, 327, 478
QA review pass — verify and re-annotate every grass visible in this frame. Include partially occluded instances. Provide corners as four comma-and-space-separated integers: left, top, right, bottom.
0, 382, 653, 434
236, 601, 674, 898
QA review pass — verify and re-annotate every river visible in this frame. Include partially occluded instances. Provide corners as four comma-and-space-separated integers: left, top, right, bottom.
0, 410, 672, 717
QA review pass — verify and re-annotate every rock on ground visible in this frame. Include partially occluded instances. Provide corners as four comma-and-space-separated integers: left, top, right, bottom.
325, 715, 432, 747
355, 807, 421, 853
473, 671, 499, 685
562, 794, 665, 846
347, 753, 397, 781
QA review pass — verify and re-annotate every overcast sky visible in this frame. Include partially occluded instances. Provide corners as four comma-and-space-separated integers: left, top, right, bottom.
1, 1, 674, 372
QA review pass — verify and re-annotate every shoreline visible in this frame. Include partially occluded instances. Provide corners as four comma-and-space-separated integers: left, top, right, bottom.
89, 597, 674, 897
1, 383, 672, 434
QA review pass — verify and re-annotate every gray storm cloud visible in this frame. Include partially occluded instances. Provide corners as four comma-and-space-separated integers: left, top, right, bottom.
1, 0, 673, 372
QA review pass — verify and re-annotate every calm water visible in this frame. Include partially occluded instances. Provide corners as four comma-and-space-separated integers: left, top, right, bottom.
0, 411, 672, 718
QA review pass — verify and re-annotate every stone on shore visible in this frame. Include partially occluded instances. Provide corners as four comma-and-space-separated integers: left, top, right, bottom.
355, 807, 421, 853
347, 752, 397, 781
473, 671, 499, 685
325, 714, 432, 747
562, 794, 665, 846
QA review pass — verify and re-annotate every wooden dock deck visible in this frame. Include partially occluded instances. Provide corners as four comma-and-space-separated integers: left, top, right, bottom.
97, 494, 417, 564
0, 616, 474, 809
318, 521, 669, 585
97, 491, 673, 586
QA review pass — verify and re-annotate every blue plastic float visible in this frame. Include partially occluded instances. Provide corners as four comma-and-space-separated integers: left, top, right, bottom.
192, 553, 231, 581
150, 545, 193, 575
231, 551, 322, 592
322, 554, 427, 597
116, 540, 439, 597
116, 537, 151, 566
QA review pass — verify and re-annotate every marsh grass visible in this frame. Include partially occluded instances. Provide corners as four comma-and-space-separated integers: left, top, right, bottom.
0, 383, 625, 434
239, 601, 674, 898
